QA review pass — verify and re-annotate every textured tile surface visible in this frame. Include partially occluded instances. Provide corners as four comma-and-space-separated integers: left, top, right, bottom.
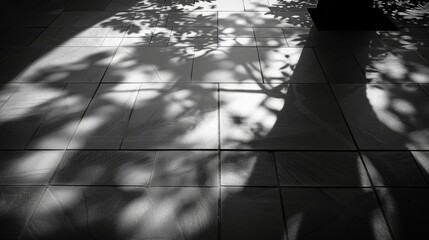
361, 151, 427, 186
52, 151, 156, 185
220, 83, 356, 150
282, 188, 392, 240
221, 187, 286, 240
377, 188, 429, 240
275, 152, 370, 186
22, 186, 219, 240
332, 84, 429, 150
151, 151, 218, 186
0, 186, 44, 239
221, 151, 277, 186
122, 84, 218, 149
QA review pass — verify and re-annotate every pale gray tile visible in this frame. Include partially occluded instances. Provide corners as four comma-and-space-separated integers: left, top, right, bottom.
151, 151, 218, 186
52, 151, 155, 185
122, 84, 218, 149
0, 151, 63, 185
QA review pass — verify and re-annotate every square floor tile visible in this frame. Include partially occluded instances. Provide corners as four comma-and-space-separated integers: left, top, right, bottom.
221, 151, 277, 186
166, 12, 217, 27
282, 188, 392, 240
122, 84, 218, 149
332, 84, 429, 150
256, 37, 288, 47
377, 188, 429, 240
192, 47, 262, 82
361, 151, 427, 187
351, 48, 429, 84
218, 26, 254, 38
193, 0, 244, 11
16, 47, 116, 83
275, 152, 370, 186
315, 46, 367, 83
245, 12, 313, 28
103, 47, 194, 83
0, 151, 63, 185
220, 83, 356, 150
151, 151, 218, 186
0, 186, 45, 240
218, 37, 256, 47
254, 27, 284, 38
69, 83, 140, 149
0, 83, 65, 149
52, 151, 155, 185
243, 0, 270, 11
258, 47, 326, 83
27, 83, 98, 149
218, 12, 250, 27
221, 187, 286, 240
22, 186, 218, 240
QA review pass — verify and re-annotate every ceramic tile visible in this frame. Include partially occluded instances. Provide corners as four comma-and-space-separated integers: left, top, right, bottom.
258, 47, 326, 83
417, 47, 429, 63
361, 151, 427, 187
0, 186, 45, 240
220, 83, 356, 150
410, 151, 429, 183
16, 47, 116, 83
282, 188, 392, 240
73, 12, 135, 28
218, 26, 254, 38
165, 12, 217, 27
256, 37, 288, 47
221, 151, 277, 186
106, 0, 165, 11
192, 47, 262, 82
0, 47, 45, 83
351, 48, 429, 83
0, 83, 65, 149
104, 47, 194, 82
52, 151, 155, 185
243, 0, 270, 12
0, 151, 63, 185
221, 187, 286, 240
275, 151, 370, 186
315, 46, 367, 83
27, 83, 98, 149
332, 84, 429, 150
22, 186, 218, 240
377, 188, 429, 240
218, 12, 250, 27
172, 26, 217, 38
122, 84, 218, 149
245, 12, 313, 28
218, 37, 256, 47
191, 0, 245, 12
151, 151, 218, 186
268, 0, 317, 12
68, 83, 140, 149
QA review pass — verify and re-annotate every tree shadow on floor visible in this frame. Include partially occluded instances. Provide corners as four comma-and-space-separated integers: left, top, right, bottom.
0, 0, 428, 240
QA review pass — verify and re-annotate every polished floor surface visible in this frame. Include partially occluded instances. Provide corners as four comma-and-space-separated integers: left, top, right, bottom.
1, 0, 429, 239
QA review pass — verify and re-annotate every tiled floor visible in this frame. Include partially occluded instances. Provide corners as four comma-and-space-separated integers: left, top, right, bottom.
1, 0, 429, 239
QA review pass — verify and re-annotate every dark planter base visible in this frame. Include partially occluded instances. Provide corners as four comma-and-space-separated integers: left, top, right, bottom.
308, 8, 398, 30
